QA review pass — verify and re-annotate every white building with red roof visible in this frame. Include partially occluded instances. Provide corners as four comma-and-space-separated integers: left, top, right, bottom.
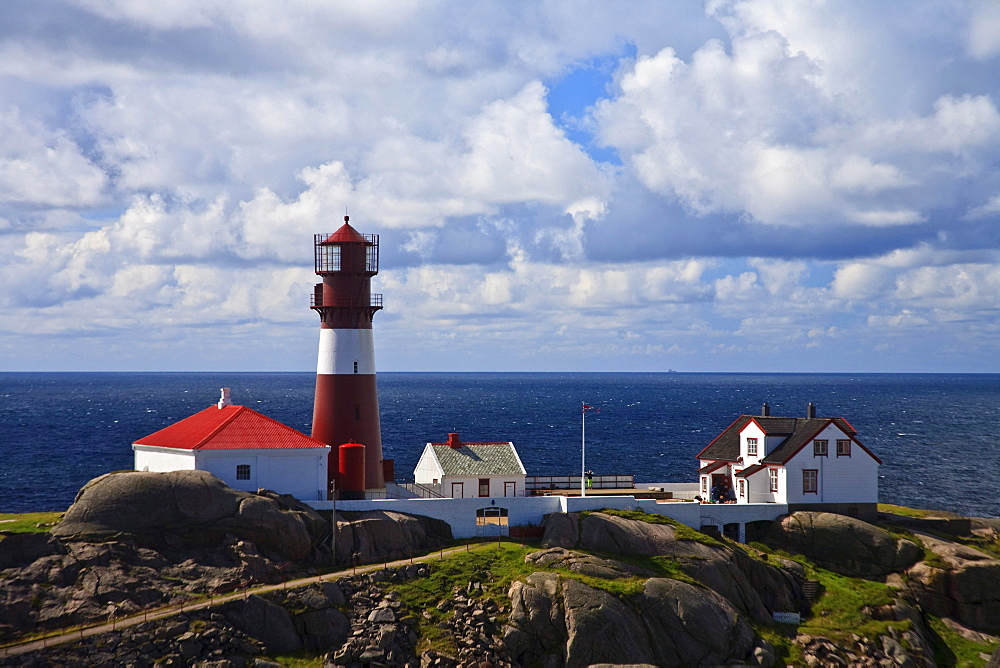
133, 389, 331, 501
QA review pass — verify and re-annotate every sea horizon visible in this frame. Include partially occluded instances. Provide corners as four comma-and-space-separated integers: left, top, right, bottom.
2, 371, 997, 518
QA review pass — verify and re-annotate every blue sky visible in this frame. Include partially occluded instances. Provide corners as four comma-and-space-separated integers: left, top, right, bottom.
1, 1, 999, 373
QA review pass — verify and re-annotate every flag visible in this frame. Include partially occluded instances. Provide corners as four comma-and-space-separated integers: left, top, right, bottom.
582, 403, 600, 413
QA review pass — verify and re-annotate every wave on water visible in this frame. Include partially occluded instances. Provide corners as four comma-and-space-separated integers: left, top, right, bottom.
1, 371, 997, 518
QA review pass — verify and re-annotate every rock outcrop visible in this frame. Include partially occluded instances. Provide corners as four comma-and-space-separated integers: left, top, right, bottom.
0, 471, 452, 644
541, 511, 802, 623
905, 531, 1000, 634
503, 567, 755, 666
335, 510, 453, 565
764, 510, 922, 577
52, 470, 322, 561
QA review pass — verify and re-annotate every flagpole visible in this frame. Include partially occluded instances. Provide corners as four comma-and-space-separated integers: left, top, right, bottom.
581, 401, 586, 497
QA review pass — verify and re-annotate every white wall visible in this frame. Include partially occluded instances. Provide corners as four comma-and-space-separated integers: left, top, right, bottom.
413, 445, 441, 485
315, 495, 788, 540
134, 445, 329, 501
134, 446, 196, 472
197, 448, 330, 500
441, 475, 525, 498
782, 424, 879, 504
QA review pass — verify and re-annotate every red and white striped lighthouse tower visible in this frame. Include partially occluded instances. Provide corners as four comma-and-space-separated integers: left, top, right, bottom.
310, 216, 385, 496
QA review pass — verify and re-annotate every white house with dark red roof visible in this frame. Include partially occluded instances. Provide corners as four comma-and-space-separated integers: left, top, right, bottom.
132, 389, 331, 501
696, 402, 881, 520
413, 432, 527, 499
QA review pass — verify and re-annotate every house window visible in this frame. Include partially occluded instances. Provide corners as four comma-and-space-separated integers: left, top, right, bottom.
738, 479, 745, 497
701, 477, 708, 494
803, 469, 818, 494
769, 468, 779, 493
837, 439, 852, 457
478, 478, 490, 497
504, 481, 516, 497
813, 439, 828, 457
747, 438, 758, 456
236, 464, 251, 480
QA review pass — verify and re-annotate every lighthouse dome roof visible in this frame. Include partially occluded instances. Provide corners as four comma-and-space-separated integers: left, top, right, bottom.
321, 218, 371, 245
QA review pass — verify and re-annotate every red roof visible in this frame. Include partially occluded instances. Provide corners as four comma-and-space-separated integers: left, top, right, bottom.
322, 221, 371, 245
134, 405, 328, 451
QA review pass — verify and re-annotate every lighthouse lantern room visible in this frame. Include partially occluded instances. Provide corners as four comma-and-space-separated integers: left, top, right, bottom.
310, 216, 385, 498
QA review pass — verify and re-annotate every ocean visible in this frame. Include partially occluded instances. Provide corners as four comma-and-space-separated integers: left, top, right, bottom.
1, 372, 997, 518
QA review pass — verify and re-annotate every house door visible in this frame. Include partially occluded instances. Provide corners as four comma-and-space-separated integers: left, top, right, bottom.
504, 481, 516, 497
711, 474, 730, 502
451, 482, 464, 498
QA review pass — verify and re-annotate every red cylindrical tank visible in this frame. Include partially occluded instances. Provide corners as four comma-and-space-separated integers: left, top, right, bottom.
338, 442, 366, 500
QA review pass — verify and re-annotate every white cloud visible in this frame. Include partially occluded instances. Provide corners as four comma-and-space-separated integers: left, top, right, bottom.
0, 107, 107, 209
967, 0, 1000, 60
0, 0, 998, 372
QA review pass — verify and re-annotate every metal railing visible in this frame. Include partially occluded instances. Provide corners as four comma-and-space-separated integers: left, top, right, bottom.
310, 291, 383, 309
525, 474, 634, 491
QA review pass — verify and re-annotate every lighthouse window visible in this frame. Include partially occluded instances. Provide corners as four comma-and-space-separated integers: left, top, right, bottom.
354, 405, 361, 420
353, 360, 358, 374
236, 464, 251, 480
317, 244, 341, 272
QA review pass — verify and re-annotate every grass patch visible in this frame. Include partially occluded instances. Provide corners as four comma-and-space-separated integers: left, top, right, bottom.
647, 556, 700, 586
757, 625, 804, 666
926, 615, 998, 668
749, 542, 908, 646
878, 504, 964, 519
0, 512, 63, 534
263, 652, 324, 667
592, 509, 726, 548
388, 542, 536, 656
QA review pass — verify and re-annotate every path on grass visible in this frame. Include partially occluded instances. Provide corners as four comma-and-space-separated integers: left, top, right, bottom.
1, 543, 494, 660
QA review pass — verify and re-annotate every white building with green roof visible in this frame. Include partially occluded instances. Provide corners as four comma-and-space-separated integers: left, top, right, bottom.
413, 432, 527, 499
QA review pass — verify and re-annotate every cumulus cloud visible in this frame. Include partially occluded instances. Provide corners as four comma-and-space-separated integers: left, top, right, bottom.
0, 0, 998, 372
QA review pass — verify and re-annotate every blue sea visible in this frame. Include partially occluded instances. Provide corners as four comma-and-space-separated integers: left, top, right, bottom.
1, 372, 997, 518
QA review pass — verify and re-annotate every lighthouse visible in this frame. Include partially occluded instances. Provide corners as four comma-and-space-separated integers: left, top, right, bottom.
310, 216, 385, 497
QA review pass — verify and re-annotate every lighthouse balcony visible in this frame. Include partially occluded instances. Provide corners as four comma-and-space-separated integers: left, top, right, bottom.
310, 292, 383, 309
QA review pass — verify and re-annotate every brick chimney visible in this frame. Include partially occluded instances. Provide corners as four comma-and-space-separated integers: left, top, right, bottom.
807, 402, 816, 419
447, 432, 462, 449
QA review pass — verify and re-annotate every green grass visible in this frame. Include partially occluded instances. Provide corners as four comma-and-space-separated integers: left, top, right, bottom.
591, 508, 727, 548
387, 542, 537, 656
748, 542, 909, 655
925, 615, 999, 668
0, 512, 63, 534
263, 653, 324, 667
878, 504, 964, 519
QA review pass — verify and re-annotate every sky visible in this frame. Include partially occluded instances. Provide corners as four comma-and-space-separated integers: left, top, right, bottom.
1, 1, 999, 373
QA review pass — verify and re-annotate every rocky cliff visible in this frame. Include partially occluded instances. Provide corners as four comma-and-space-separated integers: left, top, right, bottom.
0, 470, 451, 644
3, 477, 1000, 667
